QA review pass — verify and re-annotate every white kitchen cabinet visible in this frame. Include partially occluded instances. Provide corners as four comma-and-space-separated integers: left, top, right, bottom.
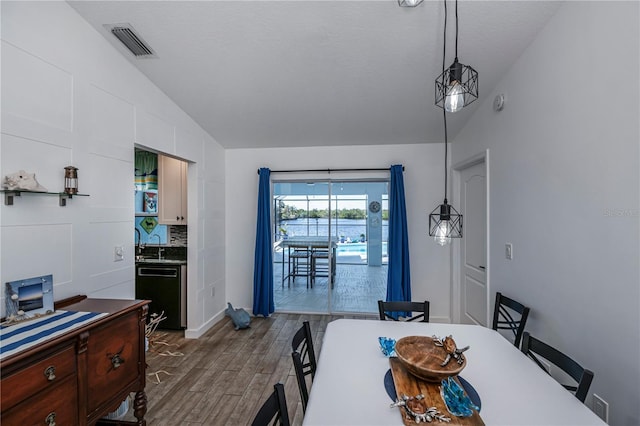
158, 154, 187, 224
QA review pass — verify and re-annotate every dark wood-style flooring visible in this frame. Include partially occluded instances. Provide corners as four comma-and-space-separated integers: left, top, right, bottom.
121, 312, 376, 425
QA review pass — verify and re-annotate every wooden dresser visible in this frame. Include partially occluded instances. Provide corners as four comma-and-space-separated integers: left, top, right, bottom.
1, 298, 149, 425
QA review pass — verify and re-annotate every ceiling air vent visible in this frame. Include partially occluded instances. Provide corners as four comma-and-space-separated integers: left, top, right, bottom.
105, 24, 156, 58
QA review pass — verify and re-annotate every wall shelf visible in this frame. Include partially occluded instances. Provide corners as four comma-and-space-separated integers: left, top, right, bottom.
1, 190, 90, 206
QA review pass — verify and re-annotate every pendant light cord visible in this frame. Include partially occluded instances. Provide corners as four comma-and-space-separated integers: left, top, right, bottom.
443, 103, 448, 201
455, 0, 459, 58
442, 0, 449, 201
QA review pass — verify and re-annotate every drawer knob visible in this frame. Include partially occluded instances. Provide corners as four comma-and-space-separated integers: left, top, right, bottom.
45, 412, 56, 426
111, 353, 124, 369
108, 346, 125, 370
44, 366, 56, 381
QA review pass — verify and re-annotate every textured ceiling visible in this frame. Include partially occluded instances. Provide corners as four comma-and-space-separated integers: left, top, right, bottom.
68, 1, 561, 149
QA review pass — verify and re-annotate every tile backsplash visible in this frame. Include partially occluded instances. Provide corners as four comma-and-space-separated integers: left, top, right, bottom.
135, 217, 187, 247
168, 225, 187, 246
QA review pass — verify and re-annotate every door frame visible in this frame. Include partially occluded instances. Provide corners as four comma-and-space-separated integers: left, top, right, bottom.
451, 150, 490, 325
271, 177, 389, 314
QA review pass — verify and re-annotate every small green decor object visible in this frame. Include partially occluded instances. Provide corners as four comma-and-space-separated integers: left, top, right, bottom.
141, 217, 158, 234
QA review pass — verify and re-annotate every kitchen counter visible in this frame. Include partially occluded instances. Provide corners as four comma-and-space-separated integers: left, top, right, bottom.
135, 258, 186, 265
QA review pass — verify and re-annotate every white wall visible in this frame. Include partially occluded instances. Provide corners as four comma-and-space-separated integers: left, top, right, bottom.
0, 1, 226, 338
226, 144, 453, 322
452, 2, 639, 424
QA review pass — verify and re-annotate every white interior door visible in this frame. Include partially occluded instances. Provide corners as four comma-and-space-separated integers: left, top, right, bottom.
459, 161, 487, 325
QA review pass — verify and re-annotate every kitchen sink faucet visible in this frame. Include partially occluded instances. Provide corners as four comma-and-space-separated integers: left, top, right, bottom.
134, 228, 143, 257
150, 234, 164, 260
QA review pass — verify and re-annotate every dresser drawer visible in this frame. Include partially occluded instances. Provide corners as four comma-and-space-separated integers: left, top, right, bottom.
87, 311, 141, 413
1, 345, 76, 410
2, 374, 78, 425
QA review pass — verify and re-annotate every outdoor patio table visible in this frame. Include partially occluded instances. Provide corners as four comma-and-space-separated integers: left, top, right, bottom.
303, 319, 605, 426
280, 237, 337, 287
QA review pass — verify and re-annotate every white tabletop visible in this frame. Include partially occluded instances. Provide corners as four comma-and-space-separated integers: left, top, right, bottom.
281, 236, 337, 247
303, 319, 604, 426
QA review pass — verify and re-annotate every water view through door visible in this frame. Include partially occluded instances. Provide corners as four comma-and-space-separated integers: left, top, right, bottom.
272, 180, 389, 314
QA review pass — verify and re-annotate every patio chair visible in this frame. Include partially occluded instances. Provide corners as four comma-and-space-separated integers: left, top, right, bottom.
291, 321, 317, 412
310, 246, 334, 288
286, 245, 311, 288
251, 383, 290, 426
378, 300, 430, 322
520, 332, 594, 403
492, 291, 530, 347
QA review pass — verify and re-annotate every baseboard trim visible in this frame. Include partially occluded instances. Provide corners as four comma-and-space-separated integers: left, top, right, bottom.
430, 316, 452, 324
184, 308, 226, 339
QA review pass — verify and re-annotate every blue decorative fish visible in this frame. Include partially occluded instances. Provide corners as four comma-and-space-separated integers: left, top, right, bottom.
225, 302, 251, 330
440, 376, 479, 417
379, 336, 397, 357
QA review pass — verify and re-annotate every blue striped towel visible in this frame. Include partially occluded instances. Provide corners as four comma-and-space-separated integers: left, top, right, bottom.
0, 310, 108, 360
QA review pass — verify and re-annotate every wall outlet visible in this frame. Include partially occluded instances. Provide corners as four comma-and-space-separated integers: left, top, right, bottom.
505, 243, 513, 260
114, 245, 124, 262
538, 358, 551, 374
592, 394, 609, 423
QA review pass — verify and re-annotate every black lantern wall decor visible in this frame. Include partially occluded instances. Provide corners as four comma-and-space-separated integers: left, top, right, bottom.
434, 0, 478, 113
64, 166, 78, 195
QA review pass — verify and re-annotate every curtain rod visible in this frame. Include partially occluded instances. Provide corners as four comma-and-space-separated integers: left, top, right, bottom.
257, 166, 403, 174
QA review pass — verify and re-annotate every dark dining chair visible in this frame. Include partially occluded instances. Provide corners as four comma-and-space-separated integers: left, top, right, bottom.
251, 383, 290, 426
291, 321, 317, 413
491, 291, 530, 347
377, 300, 430, 322
520, 332, 594, 403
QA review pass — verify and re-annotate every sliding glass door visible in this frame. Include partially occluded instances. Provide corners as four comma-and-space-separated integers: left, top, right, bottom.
272, 179, 388, 314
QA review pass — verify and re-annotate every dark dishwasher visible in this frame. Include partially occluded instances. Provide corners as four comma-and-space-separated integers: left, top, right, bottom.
135, 263, 186, 330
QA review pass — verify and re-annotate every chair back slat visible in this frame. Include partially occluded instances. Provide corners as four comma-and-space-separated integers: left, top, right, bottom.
378, 300, 430, 322
492, 292, 530, 347
521, 332, 594, 403
291, 321, 317, 412
251, 383, 290, 426
496, 305, 522, 339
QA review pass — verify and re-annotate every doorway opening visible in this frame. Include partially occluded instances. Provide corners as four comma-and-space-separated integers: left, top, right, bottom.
452, 150, 490, 326
272, 180, 389, 314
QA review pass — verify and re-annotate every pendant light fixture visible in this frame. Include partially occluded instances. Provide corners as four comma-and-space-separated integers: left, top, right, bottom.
435, 0, 478, 113
429, 0, 463, 245
429, 110, 463, 245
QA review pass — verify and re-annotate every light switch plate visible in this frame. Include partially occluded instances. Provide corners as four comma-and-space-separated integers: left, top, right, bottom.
505, 243, 513, 260
114, 245, 124, 261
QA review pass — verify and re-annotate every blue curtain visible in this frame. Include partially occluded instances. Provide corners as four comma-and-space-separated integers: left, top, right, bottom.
253, 168, 274, 317
386, 164, 411, 318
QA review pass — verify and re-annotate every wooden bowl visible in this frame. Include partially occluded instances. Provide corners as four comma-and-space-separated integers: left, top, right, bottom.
395, 335, 466, 382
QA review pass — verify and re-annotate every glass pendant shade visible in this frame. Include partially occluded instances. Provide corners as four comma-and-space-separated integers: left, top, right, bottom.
435, 58, 479, 112
434, 220, 452, 246
429, 200, 462, 244
398, 0, 424, 7
444, 82, 465, 113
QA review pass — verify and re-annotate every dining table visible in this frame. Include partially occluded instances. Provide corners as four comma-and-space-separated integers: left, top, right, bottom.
303, 319, 605, 426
